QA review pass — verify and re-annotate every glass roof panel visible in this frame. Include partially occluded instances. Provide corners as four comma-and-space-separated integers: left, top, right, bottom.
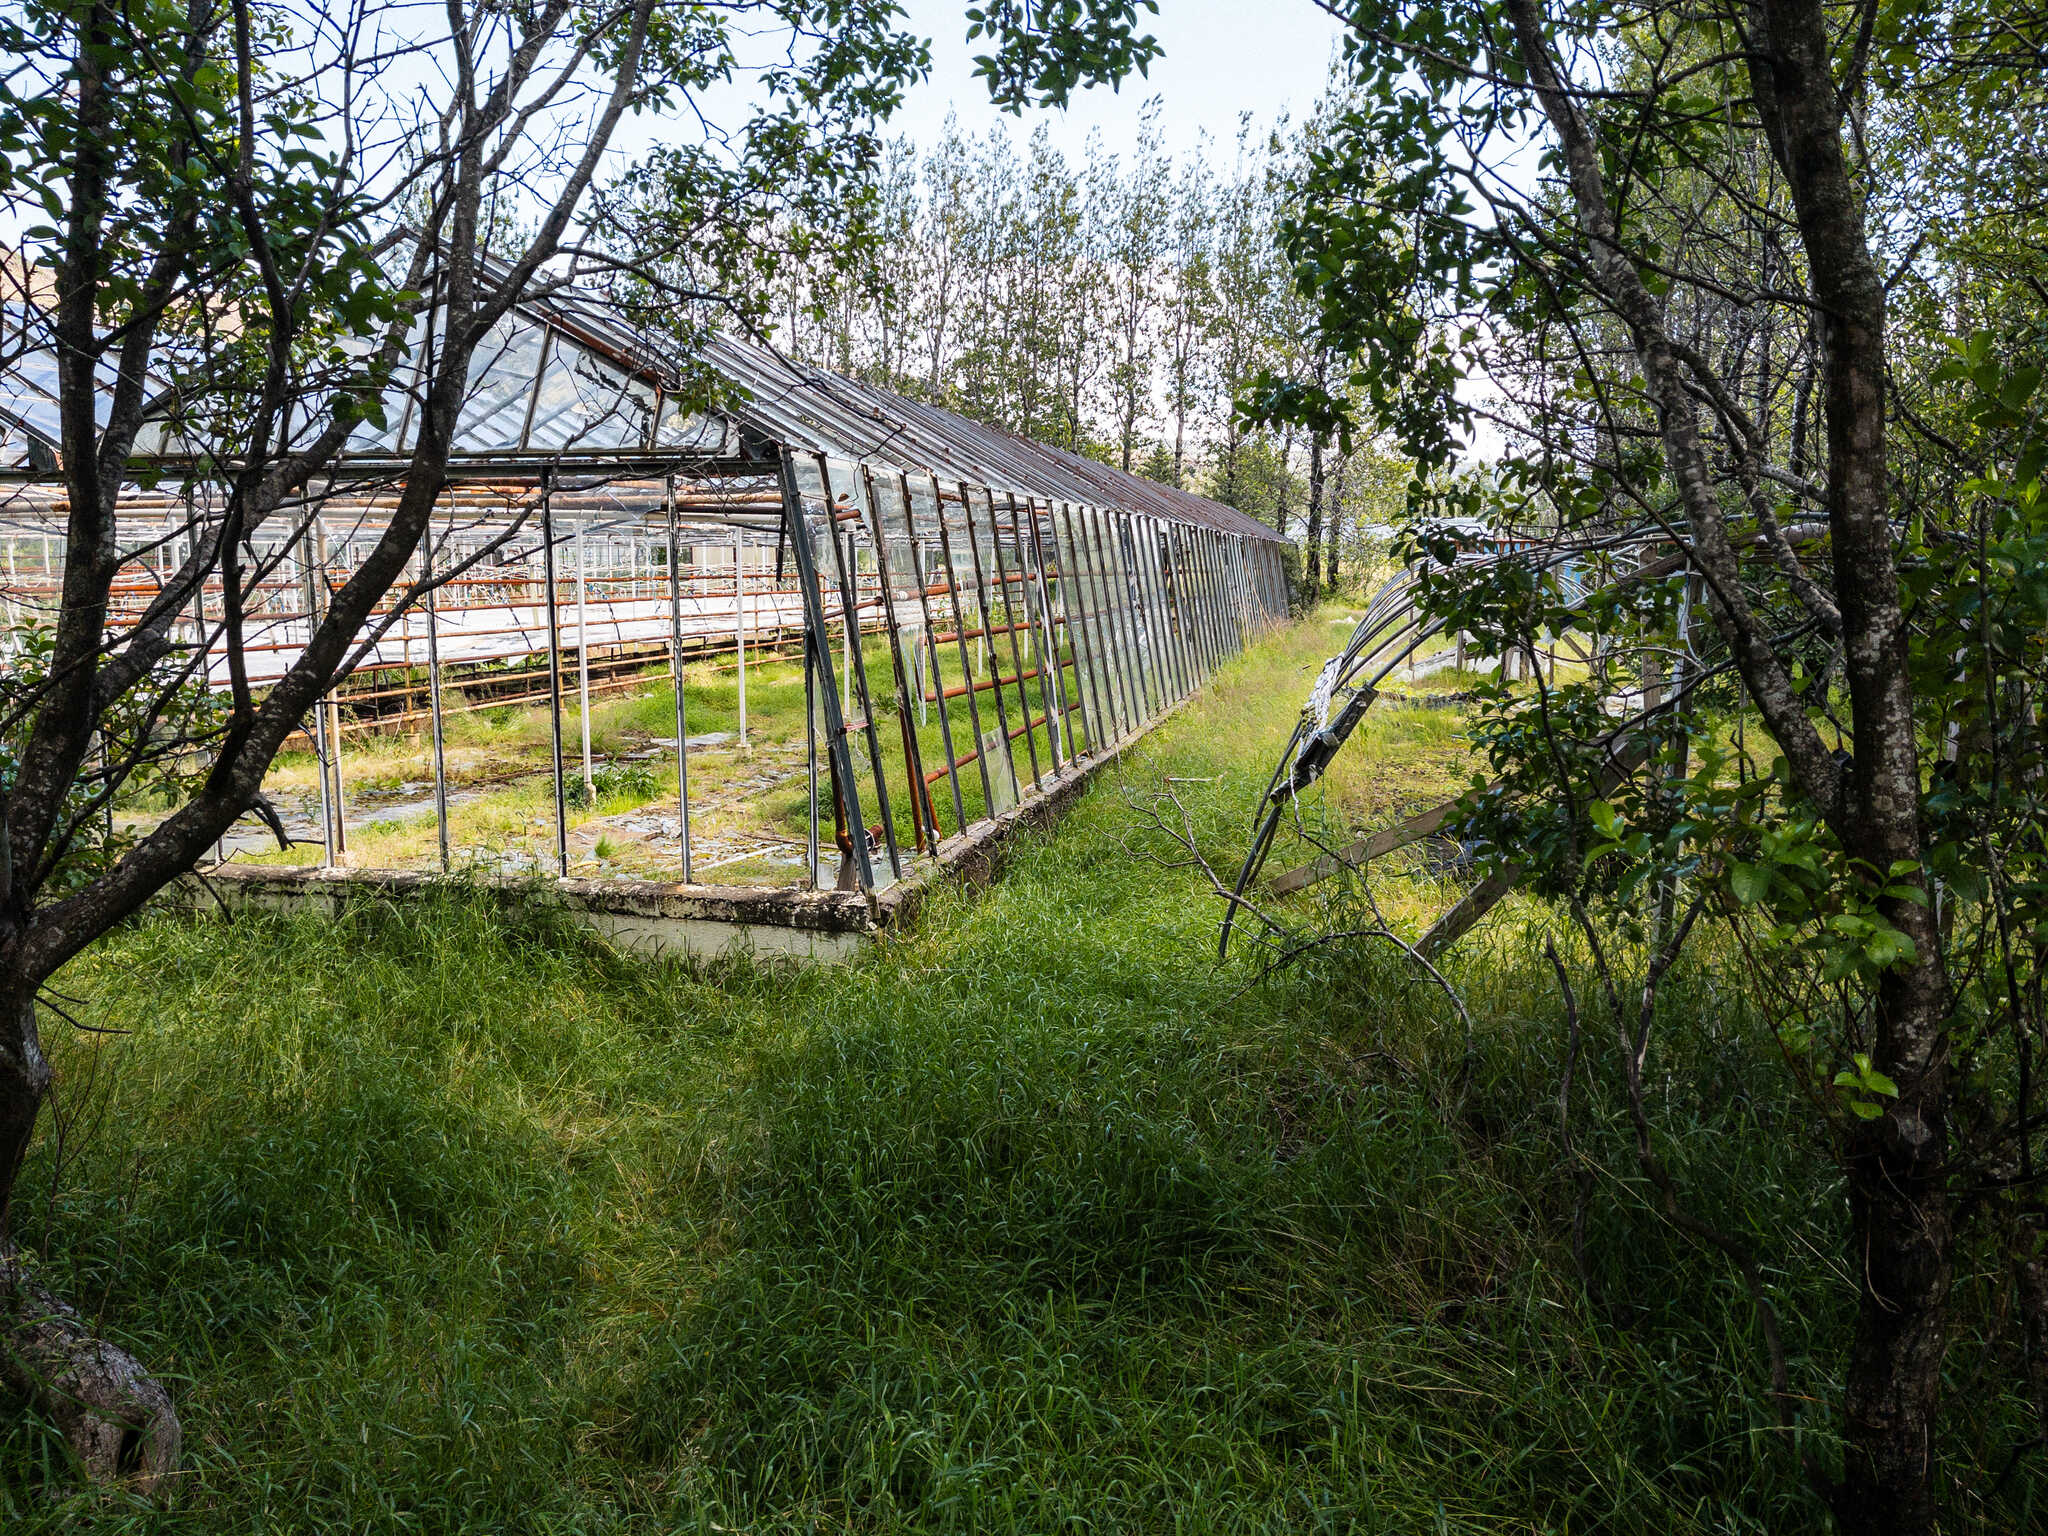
523, 333, 654, 451
654, 394, 726, 452
451, 313, 545, 451
345, 309, 433, 455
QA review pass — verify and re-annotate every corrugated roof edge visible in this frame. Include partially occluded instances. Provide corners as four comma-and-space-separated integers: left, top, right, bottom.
478, 259, 1284, 544
697, 331, 1285, 544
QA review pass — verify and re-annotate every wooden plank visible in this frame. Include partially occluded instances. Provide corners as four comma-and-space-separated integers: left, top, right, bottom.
1267, 798, 1458, 896
1408, 736, 1655, 959
1416, 866, 1523, 961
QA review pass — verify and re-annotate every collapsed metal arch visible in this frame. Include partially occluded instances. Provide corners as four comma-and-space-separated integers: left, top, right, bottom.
1220, 523, 1793, 959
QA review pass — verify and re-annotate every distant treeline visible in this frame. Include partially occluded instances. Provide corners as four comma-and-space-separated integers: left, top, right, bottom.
615, 92, 1409, 594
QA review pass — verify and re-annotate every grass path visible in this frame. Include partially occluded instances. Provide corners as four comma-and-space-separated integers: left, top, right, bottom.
0, 613, 1949, 1532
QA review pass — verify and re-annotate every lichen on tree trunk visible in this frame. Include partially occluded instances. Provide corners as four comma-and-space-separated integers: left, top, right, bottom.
0, 1239, 181, 1496
0, 997, 180, 1497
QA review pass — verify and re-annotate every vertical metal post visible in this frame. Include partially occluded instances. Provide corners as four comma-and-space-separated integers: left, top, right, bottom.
1085, 507, 1141, 734
1009, 494, 1067, 769
1111, 514, 1152, 718
1084, 506, 1121, 744
421, 517, 450, 873
1099, 509, 1146, 731
1131, 517, 1173, 703
819, 459, 901, 879
665, 476, 694, 882
779, 449, 873, 890
315, 520, 348, 855
935, 487, 996, 818
1159, 525, 1188, 689
1222, 536, 1240, 650
1064, 501, 1114, 749
1199, 529, 1226, 668
1129, 516, 1171, 715
301, 530, 336, 867
188, 504, 209, 685
1032, 501, 1081, 761
805, 629, 819, 888
576, 520, 594, 802
841, 529, 855, 718
1114, 514, 1159, 716
1188, 526, 1216, 678
903, 472, 968, 835
1148, 520, 1190, 701
1153, 522, 1187, 700
1231, 535, 1251, 645
733, 527, 748, 747
912, 543, 929, 727
976, 487, 1039, 790
1240, 538, 1256, 636
191, 504, 225, 865
1129, 518, 1162, 704
542, 473, 568, 877
1060, 505, 1108, 739
1229, 537, 1247, 643
1216, 533, 1236, 648
1215, 533, 1237, 659
1157, 524, 1194, 699
860, 466, 935, 850
1182, 527, 1210, 678
1041, 501, 1095, 756
956, 484, 1021, 802
1221, 532, 1242, 654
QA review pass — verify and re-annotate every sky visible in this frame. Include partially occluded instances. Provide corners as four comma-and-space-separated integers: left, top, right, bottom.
607, 2, 1351, 169
887, 1, 1350, 161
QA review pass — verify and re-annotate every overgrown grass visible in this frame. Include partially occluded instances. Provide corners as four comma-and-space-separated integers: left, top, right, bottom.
3, 615, 2037, 1531
220, 623, 1086, 882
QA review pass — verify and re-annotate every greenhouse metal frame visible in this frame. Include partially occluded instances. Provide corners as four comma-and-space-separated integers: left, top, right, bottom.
0, 262, 1290, 904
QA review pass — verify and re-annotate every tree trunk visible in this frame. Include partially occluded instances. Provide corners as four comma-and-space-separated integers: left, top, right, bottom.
1325, 455, 1347, 593
0, 991, 51, 1234
1275, 426, 1295, 539
1, 1239, 181, 1496
0, 995, 180, 1497
1172, 393, 1187, 488
1305, 433, 1327, 597
1503, 1, 1956, 1523
1747, 2, 1953, 1526
1837, 1085, 1950, 1534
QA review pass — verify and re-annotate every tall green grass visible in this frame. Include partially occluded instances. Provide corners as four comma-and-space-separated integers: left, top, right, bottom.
1, 616, 2036, 1531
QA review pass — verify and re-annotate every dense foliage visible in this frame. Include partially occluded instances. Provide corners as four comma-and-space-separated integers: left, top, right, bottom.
1228, 0, 2048, 1528
618, 83, 1411, 587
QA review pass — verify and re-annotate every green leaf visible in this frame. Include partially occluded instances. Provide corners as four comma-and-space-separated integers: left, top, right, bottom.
1729, 862, 1770, 905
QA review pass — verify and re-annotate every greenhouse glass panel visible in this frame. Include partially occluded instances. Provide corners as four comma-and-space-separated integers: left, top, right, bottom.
452, 315, 546, 451
523, 336, 654, 450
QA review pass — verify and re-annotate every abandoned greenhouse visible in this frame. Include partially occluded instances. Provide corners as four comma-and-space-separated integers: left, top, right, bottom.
0, 267, 1289, 957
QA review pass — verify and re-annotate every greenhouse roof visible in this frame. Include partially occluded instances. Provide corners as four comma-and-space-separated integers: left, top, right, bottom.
0, 255, 1282, 544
